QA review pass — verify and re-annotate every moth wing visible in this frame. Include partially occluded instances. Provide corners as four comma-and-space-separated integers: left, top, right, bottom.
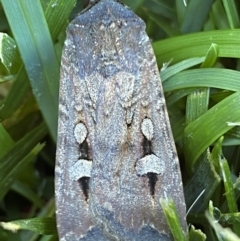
137, 37, 187, 229
77, 1, 186, 240
55, 19, 109, 241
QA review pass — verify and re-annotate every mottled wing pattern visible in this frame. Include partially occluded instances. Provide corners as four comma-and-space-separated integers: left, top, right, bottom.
55, 5, 109, 240
55, 0, 186, 240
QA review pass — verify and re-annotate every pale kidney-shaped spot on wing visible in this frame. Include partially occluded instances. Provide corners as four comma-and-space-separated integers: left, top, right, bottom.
70, 159, 92, 181
136, 154, 165, 176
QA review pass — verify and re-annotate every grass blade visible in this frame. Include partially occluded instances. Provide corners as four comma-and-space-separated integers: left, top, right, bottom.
183, 91, 240, 168
153, 29, 240, 65
2, 0, 59, 139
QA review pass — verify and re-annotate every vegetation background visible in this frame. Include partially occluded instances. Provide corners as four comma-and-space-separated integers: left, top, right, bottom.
0, 0, 240, 240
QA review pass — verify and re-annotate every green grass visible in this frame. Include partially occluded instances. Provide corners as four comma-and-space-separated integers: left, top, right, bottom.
0, 0, 240, 240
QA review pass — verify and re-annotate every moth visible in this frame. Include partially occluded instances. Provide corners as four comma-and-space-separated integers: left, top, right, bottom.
55, 0, 186, 240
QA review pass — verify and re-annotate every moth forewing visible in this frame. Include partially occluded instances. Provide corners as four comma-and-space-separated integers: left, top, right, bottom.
55, 0, 186, 240
55, 25, 108, 241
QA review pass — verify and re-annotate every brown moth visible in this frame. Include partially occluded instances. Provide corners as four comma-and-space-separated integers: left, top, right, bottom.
55, 0, 186, 240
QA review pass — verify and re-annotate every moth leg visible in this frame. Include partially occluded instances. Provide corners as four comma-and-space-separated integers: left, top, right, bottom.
136, 118, 166, 195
